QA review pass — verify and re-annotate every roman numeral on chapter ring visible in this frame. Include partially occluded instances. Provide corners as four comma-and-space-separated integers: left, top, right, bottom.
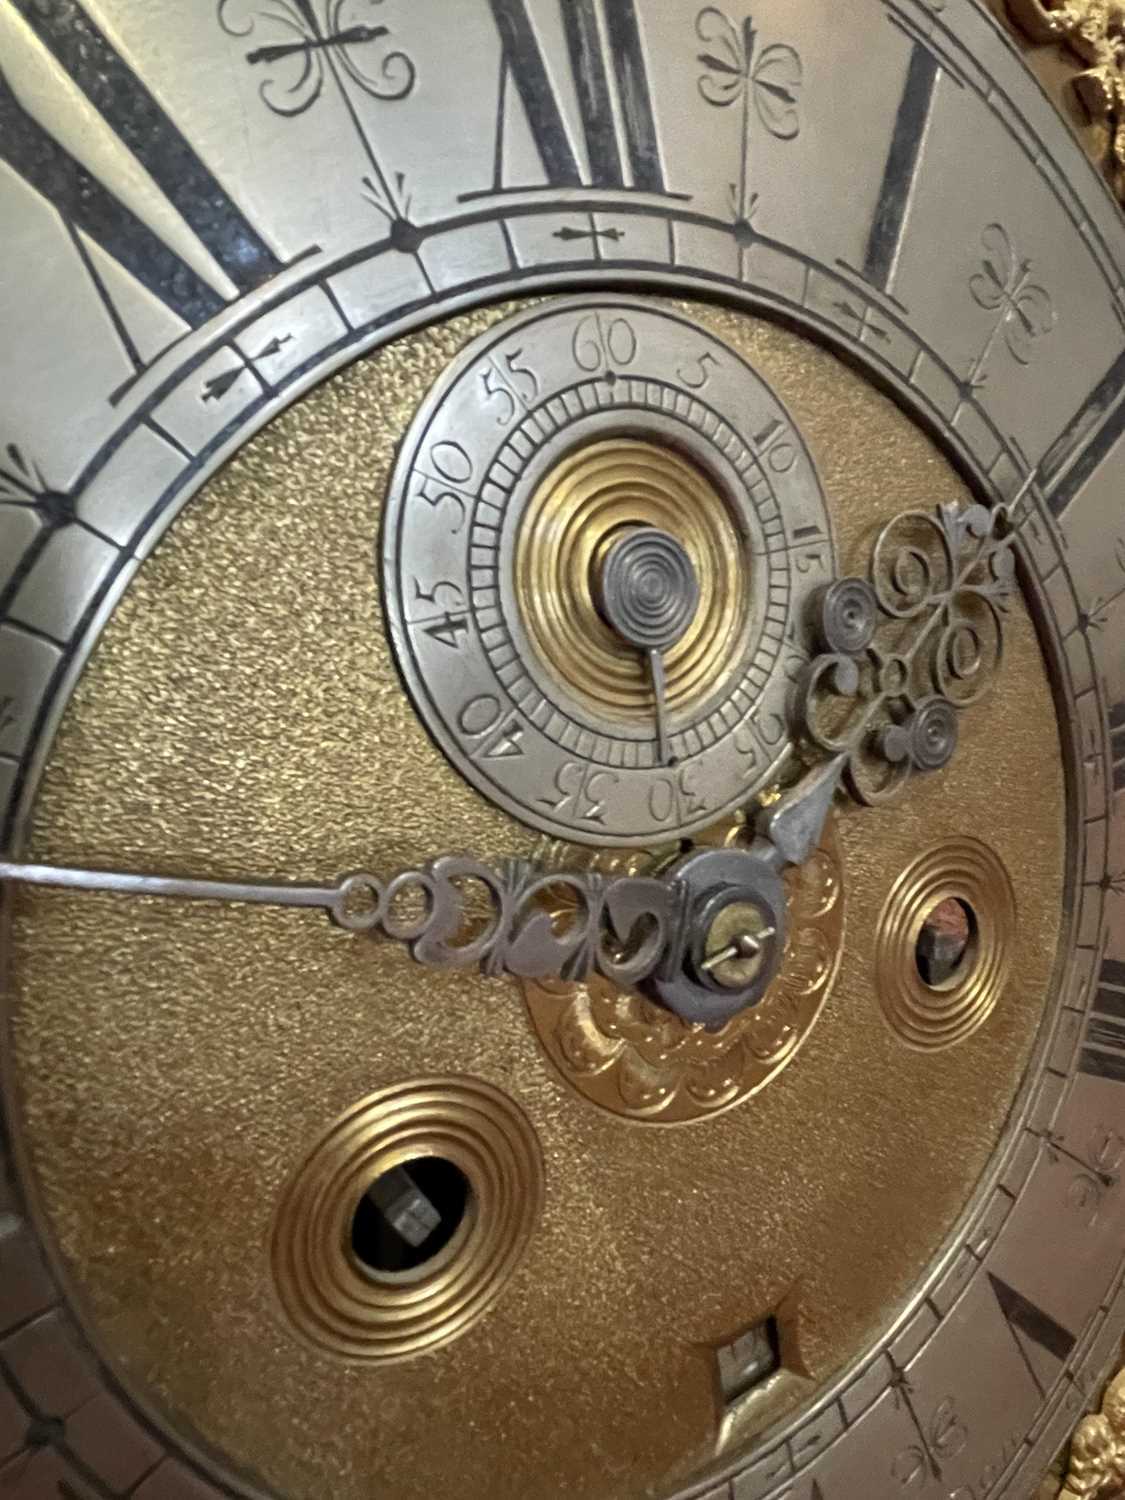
0, 0, 285, 364
860, 39, 941, 295
1111, 701, 1125, 794
988, 1273, 1076, 1398
1080, 957, 1125, 1082
1037, 347, 1125, 516
483, 0, 665, 194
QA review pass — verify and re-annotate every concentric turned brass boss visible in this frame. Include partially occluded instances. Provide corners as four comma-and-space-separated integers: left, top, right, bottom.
515, 437, 749, 719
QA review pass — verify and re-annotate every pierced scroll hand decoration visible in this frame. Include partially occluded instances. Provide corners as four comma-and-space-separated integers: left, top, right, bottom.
798, 502, 1015, 806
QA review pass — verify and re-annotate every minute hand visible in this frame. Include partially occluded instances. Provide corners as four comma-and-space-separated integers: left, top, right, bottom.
0, 758, 845, 1027
0, 854, 679, 991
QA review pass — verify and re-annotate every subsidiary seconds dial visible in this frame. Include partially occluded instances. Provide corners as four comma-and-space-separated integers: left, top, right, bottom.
382, 298, 835, 845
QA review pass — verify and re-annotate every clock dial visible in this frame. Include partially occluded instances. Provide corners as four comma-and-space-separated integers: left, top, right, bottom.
0, 5, 1122, 1500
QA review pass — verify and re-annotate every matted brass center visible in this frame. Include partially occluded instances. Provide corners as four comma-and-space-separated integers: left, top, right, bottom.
515, 437, 749, 719
4, 298, 1067, 1500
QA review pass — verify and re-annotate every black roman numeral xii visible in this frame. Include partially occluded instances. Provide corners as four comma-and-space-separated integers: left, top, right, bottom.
481, 0, 666, 195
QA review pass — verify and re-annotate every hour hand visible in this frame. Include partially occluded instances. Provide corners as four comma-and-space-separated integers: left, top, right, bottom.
798, 499, 1015, 807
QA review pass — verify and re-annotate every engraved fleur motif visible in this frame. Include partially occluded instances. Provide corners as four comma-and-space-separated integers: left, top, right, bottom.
218, 0, 418, 274
1009, 0, 1125, 194
957, 223, 1057, 400
218, 0, 415, 117
694, 8, 802, 238
695, 8, 802, 135
970, 223, 1055, 367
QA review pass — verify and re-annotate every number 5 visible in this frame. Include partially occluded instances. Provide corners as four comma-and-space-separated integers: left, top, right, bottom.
677, 350, 718, 389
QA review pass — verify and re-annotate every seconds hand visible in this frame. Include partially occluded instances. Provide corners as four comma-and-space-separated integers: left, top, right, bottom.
592, 526, 700, 765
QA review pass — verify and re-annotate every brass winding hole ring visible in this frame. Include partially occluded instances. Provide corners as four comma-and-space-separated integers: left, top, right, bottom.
875, 837, 1015, 1051
270, 1077, 543, 1362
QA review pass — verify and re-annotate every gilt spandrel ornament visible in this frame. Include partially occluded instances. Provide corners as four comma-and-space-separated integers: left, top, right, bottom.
1055, 1366, 1125, 1498
1008, 0, 1125, 194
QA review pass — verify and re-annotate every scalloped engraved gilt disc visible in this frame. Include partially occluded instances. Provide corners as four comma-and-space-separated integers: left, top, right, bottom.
524, 822, 845, 1124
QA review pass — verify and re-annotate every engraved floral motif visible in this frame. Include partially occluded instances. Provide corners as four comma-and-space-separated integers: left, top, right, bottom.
218, 0, 419, 255
219, 0, 415, 116
524, 829, 843, 1124
1057, 1366, 1125, 1497
1008, 0, 1125, 194
695, 9, 802, 133
694, 8, 802, 235
964, 223, 1055, 393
